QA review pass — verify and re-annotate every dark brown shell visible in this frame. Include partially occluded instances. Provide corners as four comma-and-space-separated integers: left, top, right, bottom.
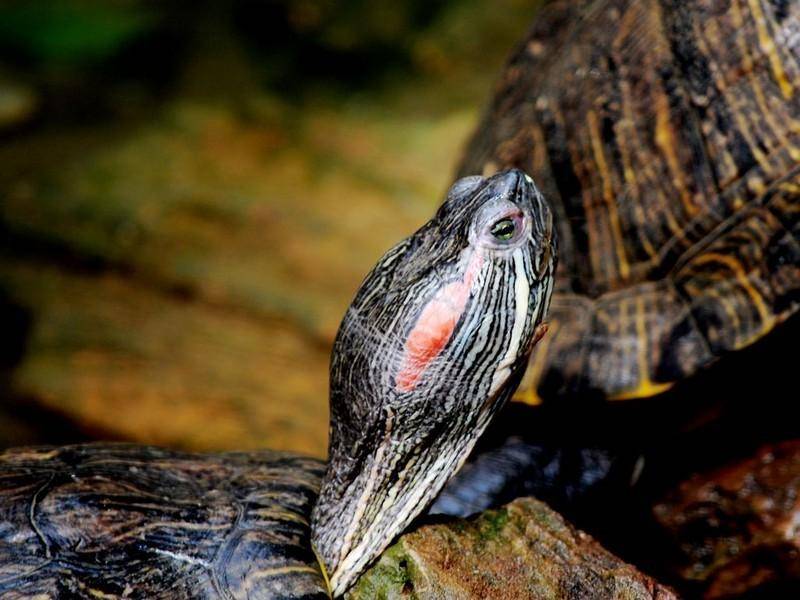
0, 444, 329, 599
459, 0, 800, 401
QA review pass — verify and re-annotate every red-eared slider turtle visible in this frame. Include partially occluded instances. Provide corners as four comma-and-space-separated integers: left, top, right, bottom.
0, 170, 556, 599
459, 0, 800, 403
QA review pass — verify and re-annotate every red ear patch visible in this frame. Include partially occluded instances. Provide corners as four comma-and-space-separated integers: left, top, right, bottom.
395, 254, 482, 392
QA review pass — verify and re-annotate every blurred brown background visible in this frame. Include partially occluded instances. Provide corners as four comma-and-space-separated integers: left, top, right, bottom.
0, 0, 541, 456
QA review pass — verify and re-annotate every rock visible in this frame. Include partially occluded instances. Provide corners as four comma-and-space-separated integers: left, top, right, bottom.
654, 440, 800, 598
348, 497, 676, 600
0, 260, 331, 455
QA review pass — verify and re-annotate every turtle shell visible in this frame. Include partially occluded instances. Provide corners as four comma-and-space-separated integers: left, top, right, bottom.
459, 0, 800, 401
0, 444, 328, 599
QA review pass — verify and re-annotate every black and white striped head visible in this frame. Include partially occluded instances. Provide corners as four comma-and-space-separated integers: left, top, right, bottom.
311, 169, 556, 595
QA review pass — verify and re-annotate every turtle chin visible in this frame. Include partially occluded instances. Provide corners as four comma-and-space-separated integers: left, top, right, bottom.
310, 362, 527, 597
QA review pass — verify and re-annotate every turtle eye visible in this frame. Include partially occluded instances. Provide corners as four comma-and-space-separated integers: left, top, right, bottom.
471, 202, 526, 249
490, 218, 516, 241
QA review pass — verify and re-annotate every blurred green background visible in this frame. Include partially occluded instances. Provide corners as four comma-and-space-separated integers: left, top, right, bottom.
0, 0, 540, 456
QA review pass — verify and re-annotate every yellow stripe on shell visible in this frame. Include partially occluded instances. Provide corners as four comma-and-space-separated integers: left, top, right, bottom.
587, 110, 630, 282
746, 0, 794, 100
609, 293, 674, 400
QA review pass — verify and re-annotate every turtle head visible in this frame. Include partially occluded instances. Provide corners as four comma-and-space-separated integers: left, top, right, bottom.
311, 169, 556, 595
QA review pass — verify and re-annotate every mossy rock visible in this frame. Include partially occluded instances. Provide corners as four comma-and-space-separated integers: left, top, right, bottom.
349, 497, 676, 599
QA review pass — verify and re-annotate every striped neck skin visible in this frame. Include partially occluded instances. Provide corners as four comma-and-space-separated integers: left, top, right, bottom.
311, 169, 556, 597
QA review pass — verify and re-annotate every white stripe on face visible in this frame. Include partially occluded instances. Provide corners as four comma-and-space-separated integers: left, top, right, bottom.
489, 249, 530, 396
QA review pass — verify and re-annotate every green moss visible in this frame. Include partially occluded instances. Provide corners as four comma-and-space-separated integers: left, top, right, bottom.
347, 542, 418, 599
476, 507, 510, 541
